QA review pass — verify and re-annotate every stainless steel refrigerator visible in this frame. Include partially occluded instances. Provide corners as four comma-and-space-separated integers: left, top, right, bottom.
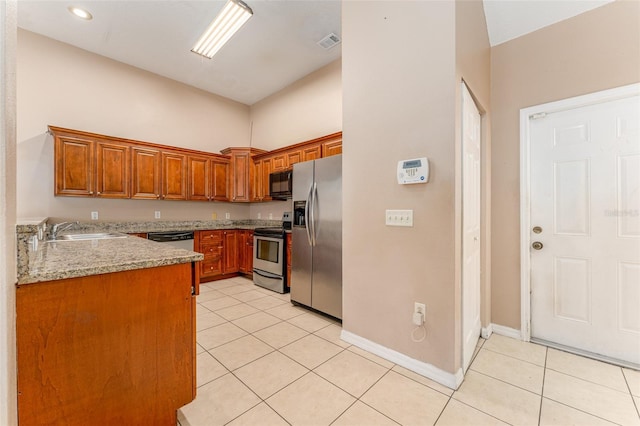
291, 154, 342, 319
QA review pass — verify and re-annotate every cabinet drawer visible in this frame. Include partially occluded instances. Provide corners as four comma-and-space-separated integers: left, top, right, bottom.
200, 244, 222, 255
199, 231, 222, 243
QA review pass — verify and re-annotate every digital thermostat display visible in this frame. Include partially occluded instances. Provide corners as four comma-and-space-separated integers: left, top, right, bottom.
397, 157, 429, 184
402, 160, 422, 169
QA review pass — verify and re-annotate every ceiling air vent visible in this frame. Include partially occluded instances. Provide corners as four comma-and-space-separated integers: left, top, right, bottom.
317, 33, 341, 50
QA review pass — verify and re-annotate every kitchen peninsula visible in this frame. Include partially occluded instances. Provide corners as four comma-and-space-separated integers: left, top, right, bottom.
16, 220, 203, 425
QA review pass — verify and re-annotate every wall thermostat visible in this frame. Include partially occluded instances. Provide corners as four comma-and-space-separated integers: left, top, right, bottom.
397, 157, 429, 184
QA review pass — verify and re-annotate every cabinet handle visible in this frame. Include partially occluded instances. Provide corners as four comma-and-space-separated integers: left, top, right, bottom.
218, 246, 223, 249
156, 194, 160, 199
89, 191, 94, 195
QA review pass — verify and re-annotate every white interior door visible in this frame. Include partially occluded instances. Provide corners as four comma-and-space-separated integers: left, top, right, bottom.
462, 83, 482, 372
529, 92, 640, 366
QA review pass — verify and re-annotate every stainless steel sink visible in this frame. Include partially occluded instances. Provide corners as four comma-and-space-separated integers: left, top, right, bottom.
49, 232, 127, 241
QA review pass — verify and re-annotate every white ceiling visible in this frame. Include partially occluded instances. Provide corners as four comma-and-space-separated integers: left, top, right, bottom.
17, 0, 614, 106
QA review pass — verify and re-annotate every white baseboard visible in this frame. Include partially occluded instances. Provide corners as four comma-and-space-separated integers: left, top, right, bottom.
490, 323, 522, 340
340, 330, 464, 390
481, 324, 493, 339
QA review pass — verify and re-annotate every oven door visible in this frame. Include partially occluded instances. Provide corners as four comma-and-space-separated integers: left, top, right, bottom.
253, 234, 284, 276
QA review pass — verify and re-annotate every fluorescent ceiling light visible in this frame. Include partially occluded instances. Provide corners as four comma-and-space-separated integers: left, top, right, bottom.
192, 0, 253, 59
68, 6, 92, 20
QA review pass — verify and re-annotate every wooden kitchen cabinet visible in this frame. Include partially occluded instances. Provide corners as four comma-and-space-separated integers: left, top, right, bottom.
196, 230, 224, 280
96, 141, 130, 198
196, 229, 241, 281
252, 158, 272, 202
302, 144, 322, 161
187, 155, 229, 202
54, 134, 94, 197
211, 158, 230, 201
238, 230, 254, 275
287, 150, 302, 166
187, 155, 210, 201
161, 151, 187, 200
53, 128, 130, 198
271, 153, 288, 171
131, 148, 187, 200
221, 147, 266, 203
321, 138, 342, 157
222, 230, 239, 274
16, 263, 196, 425
131, 147, 162, 199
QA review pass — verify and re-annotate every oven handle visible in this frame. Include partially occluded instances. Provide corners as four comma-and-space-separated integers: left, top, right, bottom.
305, 183, 313, 246
253, 269, 282, 279
310, 182, 317, 247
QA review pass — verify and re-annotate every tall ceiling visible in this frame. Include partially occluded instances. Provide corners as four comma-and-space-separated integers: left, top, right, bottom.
17, 0, 614, 106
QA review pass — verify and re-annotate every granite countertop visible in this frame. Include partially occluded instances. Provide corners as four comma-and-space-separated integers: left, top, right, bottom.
16, 219, 283, 285
18, 234, 203, 285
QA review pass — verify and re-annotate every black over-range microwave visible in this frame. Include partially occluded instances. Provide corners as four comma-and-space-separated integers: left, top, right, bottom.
269, 170, 292, 200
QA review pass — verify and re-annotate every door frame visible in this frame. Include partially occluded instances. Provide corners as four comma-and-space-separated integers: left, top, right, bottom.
519, 83, 640, 342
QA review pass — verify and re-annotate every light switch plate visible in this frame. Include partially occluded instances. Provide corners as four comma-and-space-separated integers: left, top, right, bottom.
385, 209, 413, 227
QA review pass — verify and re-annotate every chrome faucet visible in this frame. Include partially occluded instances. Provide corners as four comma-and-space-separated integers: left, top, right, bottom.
50, 221, 78, 239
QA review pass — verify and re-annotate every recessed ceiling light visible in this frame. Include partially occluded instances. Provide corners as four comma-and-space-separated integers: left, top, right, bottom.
68, 6, 93, 21
192, 0, 253, 59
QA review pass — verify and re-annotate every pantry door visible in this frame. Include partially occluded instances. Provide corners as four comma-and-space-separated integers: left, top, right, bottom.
462, 83, 482, 373
525, 85, 640, 366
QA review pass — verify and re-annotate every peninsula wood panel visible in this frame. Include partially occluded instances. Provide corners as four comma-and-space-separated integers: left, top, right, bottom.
16, 263, 195, 425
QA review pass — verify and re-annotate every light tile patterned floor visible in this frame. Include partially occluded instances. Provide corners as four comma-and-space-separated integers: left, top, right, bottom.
178, 277, 640, 426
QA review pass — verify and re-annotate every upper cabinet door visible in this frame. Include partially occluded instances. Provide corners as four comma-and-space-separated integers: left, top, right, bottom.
271, 154, 288, 171
162, 152, 187, 200
187, 156, 210, 201
131, 147, 161, 199
96, 141, 130, 198
55, 136, 94, 197
286, 150, 302, 167
211, 159, 230, 202
321, 139, 342, 157
302, 145, 322, 161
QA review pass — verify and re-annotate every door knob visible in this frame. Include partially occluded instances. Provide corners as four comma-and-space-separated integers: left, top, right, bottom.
532, 226, 542, 234
532, 241, 543, 250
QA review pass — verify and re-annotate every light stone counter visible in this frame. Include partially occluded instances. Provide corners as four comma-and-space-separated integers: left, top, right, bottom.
18, 235, 203, 285
16, 219, 282, 285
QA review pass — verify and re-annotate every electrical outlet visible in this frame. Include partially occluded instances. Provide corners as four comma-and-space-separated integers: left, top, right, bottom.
413, 302, 426, 325
269, 213, 273, 219
385, 209, 413, 227
154, 211, 161, 219
91, 211, 99, 220
257, 213, 261, 219
225, 212, 230, 219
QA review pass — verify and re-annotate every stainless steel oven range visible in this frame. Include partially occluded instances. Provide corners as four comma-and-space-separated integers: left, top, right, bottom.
253, 227, 288, 294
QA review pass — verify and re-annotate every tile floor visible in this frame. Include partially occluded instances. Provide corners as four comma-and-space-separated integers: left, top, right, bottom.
178, 276, 640, 426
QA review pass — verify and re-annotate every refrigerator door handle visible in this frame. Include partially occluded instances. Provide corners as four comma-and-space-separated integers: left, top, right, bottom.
305, 183, 313, 246
311, 182, 318, 246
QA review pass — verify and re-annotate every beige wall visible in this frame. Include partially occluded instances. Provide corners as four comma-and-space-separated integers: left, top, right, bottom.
248, 60, 342, 220
343, 1, 459, 373
249, 59, 342, 151
1, 2, 18, 424
17, 29, 251, 221
490, 0, 640, 329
